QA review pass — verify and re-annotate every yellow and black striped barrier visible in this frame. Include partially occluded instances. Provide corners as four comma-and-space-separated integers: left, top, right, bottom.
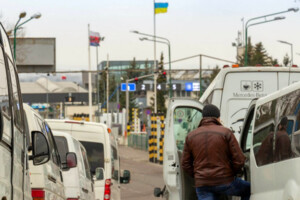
158, 113, 165, 165
149, 113, 156, 162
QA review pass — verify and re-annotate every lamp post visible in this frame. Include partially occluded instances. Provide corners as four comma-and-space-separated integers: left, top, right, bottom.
278, 40, 293, 66
244, 16, 286, 66
139, 37, 172, 98
131, 30, 172, 113
14, 12, 41, 60
244, 7, 298, 66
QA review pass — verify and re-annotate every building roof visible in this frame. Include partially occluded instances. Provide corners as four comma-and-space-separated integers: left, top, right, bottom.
21, 77, 87, 94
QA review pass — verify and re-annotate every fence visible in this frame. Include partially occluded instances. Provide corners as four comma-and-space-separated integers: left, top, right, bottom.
128, 133, 148, 151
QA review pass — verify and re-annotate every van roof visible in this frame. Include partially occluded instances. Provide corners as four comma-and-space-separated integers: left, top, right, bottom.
200, 66, 300, 102
52, 130, 72, 138
46, 119, 108, 129
255, 81, 300, 106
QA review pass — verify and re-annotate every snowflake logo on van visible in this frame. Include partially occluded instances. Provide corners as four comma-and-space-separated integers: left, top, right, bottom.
252, 81, 263, 92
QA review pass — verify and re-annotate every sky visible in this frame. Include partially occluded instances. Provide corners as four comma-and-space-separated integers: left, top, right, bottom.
1, 0, 300, 71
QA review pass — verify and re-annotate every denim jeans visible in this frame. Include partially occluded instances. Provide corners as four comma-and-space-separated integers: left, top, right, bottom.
196, 177, 250, 200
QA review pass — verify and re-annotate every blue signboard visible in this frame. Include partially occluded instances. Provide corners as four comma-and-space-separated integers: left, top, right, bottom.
185, 82, 193, 91
121, 83, 136, 91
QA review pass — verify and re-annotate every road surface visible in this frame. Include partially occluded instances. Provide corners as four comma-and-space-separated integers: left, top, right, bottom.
120, 145, 164, 200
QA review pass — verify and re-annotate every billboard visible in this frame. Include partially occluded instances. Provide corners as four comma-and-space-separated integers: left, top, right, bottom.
10, 38, 56, 73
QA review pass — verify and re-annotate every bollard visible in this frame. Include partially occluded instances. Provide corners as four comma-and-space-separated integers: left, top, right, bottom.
158, 113, 165, 164
149, 113, 155, 162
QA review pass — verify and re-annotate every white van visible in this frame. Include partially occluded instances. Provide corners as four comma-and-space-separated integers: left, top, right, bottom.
0, 23, 50, 200
46, 119, 131, 200
155, 66, 300, 200
23, 104, 66, 200
53, 131, 95, 200
238, 81, 300, 199
200, 66, 300, 139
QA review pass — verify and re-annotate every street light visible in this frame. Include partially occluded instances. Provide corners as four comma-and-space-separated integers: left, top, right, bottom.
14, 12, 42, 60
244, 16, 286, 66
278, 40, 293, 66
139, 37, 172, 98
244, 7, 298, 66
131, 30, 172, 113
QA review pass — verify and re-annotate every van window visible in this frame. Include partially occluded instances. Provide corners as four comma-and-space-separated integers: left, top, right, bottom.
111, 145, 119, 181
253, 89, 300, 166
54, 136, 69, 165
204, 92, 213, 105
80, 141, 104, 174
0, 47, 10, 117
173, 107, 203, 151
80, 145, 92, 180
253, 102, 275, 166
45, 123, 60, 166
0, 25, 13, 60
8, 60, 23, 130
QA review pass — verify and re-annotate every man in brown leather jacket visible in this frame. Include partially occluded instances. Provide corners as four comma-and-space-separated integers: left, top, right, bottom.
181, 104, 250, 200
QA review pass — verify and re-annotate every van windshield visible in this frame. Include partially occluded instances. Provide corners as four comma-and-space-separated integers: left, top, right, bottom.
80, 141, 104, 174
54, 136, 69, 165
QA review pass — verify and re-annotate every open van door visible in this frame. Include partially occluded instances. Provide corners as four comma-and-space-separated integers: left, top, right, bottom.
239, 100, 256, 183
163, 98, 203, 200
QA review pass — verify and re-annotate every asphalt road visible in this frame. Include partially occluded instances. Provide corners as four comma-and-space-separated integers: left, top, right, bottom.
119, 145, 164, 200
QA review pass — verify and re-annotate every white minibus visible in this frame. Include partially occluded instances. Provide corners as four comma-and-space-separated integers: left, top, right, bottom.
53, 131, 95, 200
0, 23, 50, 200
238, 81, 300, 199
156, 66, 300, 200
46, 119, 131, 200
23, 104, 66, 200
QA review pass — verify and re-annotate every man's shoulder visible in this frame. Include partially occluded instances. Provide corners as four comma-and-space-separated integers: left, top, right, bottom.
187, 125, 232, 139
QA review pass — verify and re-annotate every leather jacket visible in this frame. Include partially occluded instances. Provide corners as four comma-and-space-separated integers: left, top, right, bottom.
181, 117, 246, 187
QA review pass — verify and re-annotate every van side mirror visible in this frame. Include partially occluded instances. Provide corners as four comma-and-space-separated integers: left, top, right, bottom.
29, 131, 50, 165
66, 152, 77, 168
0, 110, 3, 141
120, 170, 131, 184
95, 167, 104, 180
154, 187, 162, 197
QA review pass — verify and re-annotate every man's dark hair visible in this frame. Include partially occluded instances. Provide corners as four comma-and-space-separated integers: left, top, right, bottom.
279, 116, 288, 130
202, 104, 220, 118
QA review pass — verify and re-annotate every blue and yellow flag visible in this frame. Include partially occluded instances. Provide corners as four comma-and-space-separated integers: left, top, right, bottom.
154, 2, 169, 14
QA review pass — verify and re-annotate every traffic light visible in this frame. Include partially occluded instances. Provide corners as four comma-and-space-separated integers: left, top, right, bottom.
162, 71, 166, 79
134, 77, 139, 84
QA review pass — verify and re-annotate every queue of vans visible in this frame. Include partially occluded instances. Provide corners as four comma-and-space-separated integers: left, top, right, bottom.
155, 65, 300, 200
0, 22, 130, 200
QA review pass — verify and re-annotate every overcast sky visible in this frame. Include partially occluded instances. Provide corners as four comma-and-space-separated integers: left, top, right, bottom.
1, 0, 300, 71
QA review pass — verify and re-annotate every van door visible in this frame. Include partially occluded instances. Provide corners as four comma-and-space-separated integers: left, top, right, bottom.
163, 98, 203, 200
239, 101, 256, 182
0, 30, 14, 200
44, 123, 65, 200
7, 51, 27, 200
110, 143, 120, 200
249, 102, 276, 199
80, 144, 94, 200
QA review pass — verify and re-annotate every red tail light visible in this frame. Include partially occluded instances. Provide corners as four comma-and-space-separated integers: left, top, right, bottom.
274, 64, 280, 67
32, 189, 45, 200
223, 65, 230, 68
256, 64, 262, 67
104, 179, 111, 200
292, 65, 298, 68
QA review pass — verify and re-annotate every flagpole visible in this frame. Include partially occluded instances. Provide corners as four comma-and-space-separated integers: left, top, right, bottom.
153, 0, 157, 114
88, 24, 93, 121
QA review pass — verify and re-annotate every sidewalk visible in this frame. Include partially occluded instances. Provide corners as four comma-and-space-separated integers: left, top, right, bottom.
120, 145, 164, 200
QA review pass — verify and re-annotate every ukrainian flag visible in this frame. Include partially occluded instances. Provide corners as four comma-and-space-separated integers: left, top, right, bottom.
155, 2, 169, 14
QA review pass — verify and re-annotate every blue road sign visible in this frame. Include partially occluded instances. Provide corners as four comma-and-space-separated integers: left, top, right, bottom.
121, 83, 136, 91
185, 82, 193, 91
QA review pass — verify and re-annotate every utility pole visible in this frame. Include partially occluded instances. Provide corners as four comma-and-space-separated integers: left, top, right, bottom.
106, 55, 109, 115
